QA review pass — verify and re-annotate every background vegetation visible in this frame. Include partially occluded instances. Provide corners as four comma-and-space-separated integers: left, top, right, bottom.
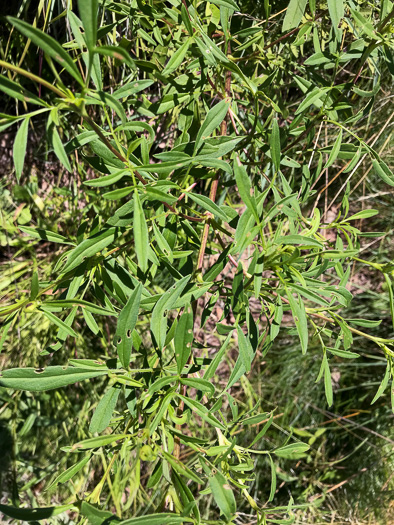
0, 0, 393, 524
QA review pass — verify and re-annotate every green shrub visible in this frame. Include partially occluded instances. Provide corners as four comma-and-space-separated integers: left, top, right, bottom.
0, 0, 393, 523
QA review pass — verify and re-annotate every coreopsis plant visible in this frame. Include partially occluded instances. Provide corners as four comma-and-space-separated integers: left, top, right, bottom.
0, 0, 393, 523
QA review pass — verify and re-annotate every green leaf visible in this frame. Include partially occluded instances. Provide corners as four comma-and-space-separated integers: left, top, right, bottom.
13, 117, 29, 182
7, 17, 84, 86
79, 501, 116, 525
162, 38, 192, 76
163, 451, 203, 484
77, 0, 98, 52
19, 225, 74, 245
115, 121, 155, 143
285, 290, 308, 354
172, 470, 200, 523
178, 395, 226, 430
204, 332, 232, 379
51, 126, 72, 172
343, 209, 378, 221
180, 378, 215, 395
371, 362, 391, 404
47, 454, 91, 489
270, 118, 281, 172
210, 0, 239, 9
372, 158, 394, 187
295, 87, 328, 115
115, 283, 142, 368
323, 355, 333, 406
327, 0, 344, 40
149, 391, 175, 433
83, 309, 100, 334
174, 309, 194, 373
94, 45, 136, 70
0, 504, 75, 522
234, 156, 259, 222
200, 459, 236, 520
151, 276, 190, 349
268, 454, 276, 502
84, 170, 128, 187
0, 366, 110, 391
181, 5, 193, 36
119, 514, 193, 525
42, 299, 115, 316
113, 80, 154, 100
62, 227, 117, 274
186, 192, 228, 222
194, 99, 230, 153
249, 413, 274, 447
236, 325, 252, 373
0, 74, 46, 106
133, 192, 149, 273
327, 348, 360, 359
276, 235, 323, 248
89, 386, 121, 434
323, 129, 342, 170
282, 0, 308, 31
67, 434, 128, 451
41, 310, 78, 338
274, 442, 310, 458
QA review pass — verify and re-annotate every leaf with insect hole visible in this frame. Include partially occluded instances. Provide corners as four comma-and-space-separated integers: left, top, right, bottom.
174, 309, 194, 374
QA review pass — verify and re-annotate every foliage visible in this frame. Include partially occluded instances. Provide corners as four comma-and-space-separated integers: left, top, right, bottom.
0, 0, 393, 523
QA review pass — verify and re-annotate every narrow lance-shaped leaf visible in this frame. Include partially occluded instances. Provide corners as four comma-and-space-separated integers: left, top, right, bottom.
323, 129, 342, 170
51, 126, 72, 172
0, 366, 110, 392
62, 227, 117, 274
270, 118, 281, 172
174, 308, 194, 373
372, 158, 394, 187
77, 0, 98, 52
282, 0, 308, 31
7, 17, 84, 86
323, 354, 333, 407
236, 325, 253, 373
268, 454, 276, 502
151, 275, 190, 349
117, 514, 194, 524
194, 99, 230, 153
162, 38, 192, 76
47, 454, 92, 489
0, 504, 76, 522
0, 74, 46, 106
285, 290, 308, 354
328, 0, 344, 40
200, 458, 236, 521
41, 310, 78, 338
274, 442, 310, 458
133, 191, 149, 273
13, 117, 29, 182
371, 362, 391, 404
234, 156, 259, 222
115, 283, 143, 368
186, 192, 228, 222
89, 385, 121, 434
